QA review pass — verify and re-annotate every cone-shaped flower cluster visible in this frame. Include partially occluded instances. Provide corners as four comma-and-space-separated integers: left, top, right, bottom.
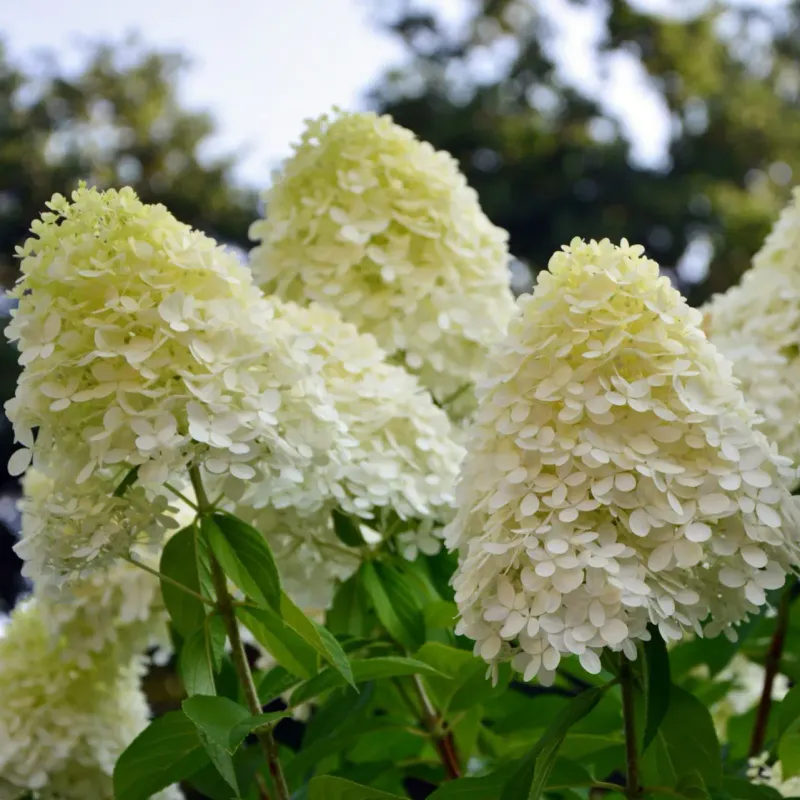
706, 187, 800, 467
249, 109, 516, 411
0, 602, 180, 799
447, 238, 800, 685
5, 185, 344, 576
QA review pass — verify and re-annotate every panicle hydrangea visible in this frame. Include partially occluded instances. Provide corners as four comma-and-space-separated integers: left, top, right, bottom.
0, 602, 181, 799
240, 300, 463, 519
705, 187, 800, 466
6, 185, 344, 574
447, 238, 800, 685
248, 109, 516, 411
749, 755, 800, 797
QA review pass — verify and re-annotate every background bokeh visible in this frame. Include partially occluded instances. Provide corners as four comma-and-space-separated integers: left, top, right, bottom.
1, 0, 799, 610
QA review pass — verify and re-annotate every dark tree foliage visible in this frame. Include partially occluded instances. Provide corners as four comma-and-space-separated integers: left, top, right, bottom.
367, 0, 800, 305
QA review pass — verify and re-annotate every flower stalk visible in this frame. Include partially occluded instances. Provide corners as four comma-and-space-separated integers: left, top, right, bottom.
191, 467, 290, 800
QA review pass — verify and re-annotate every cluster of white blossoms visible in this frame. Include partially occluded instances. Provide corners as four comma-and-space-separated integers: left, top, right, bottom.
232, 301, 463, 607
5, 185, 347, 576
447, 238, 800, 684
0, 602, 180, 799
249, 109, 516, 412
241, 301, 463, 518
749, 755, 800, 797
705, 187, 800, 468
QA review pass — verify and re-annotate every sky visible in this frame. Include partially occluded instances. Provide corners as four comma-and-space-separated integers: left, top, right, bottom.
0, 0, 416, 185
0, 0, 681, 188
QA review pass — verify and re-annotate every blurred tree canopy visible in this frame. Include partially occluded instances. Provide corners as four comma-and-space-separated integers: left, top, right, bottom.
0, 34, 258, 287
367, 0, 800, 305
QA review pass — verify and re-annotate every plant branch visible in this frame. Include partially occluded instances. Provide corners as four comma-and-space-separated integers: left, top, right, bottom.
123, 555, 216, 607
749, 581, 794, 757
164, 482, 199, 510
190, 466, 290, 800
408, 674, 461, 780
620, 654, 641, 800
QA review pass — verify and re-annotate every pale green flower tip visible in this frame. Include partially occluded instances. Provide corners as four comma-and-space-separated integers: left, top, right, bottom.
250, 107, 516, 411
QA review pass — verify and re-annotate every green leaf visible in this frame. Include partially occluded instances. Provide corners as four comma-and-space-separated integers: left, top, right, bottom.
182, 695, 251, 751
113, 465, 140, 497
526, 737, 562, 799
258, 665, 301, 704
237, 606, 318, 679
360, 561, 425, 651
113, 711, 209, 800
280, 591, 354, 688
780, 733, 800, 779
332, 508, 365, 547
328, 574, 372, 638
641, 685, 721, 789
290, 656, 449, 705
500, 686, 609, 800
643, 627, 671, 752
228, 711, 291, 753
427, 773, 508, 799
179, 615, 226, 697
204, 512, 281, 612
308, 776, 404, 799
780, 685, 800, 739
717, 778, 783, 800
674, 771, 711, 800
159, 524, 211, 637
180, 629, 214, 697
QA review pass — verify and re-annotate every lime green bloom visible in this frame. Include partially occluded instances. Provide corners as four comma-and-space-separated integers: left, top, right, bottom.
249, 110, 516, 414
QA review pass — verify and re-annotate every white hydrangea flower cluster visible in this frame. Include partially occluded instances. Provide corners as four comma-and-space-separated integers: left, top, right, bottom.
5, 185, 344, 576
705, 187, 800, 468
0, 602, 181, 800
232, 302, 463, 607
447, 238, 800, 685
749, 755, 800, 797
242, 301, 463, 519
249, 109, 516, 412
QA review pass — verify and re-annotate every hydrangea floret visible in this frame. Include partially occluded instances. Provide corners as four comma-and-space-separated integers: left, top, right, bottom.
447, 238, 800, 685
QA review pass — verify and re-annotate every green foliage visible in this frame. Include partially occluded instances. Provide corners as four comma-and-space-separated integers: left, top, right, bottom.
159, 523, 212, 637
641, 686, 722, 789
369, 0, 800, 306
308, 776, 404, 799
642, 629, 671, 752
112, 711, 209, 800
360, 561, 426, 651
501, 685, 611, 800
204, 513, 282, 613
179, 615, 226, 696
